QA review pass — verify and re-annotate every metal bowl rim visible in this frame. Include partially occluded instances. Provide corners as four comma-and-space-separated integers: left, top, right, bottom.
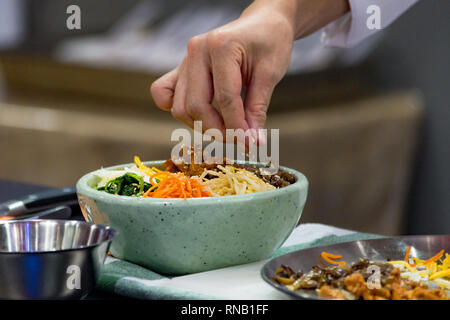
0, 219, 115, 254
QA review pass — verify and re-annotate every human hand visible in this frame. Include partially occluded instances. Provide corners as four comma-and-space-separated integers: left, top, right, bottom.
150, 0, 295, 138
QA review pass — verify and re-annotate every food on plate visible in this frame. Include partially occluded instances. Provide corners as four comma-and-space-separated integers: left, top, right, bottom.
93, 155, 296, 199
274, 248, 450, 300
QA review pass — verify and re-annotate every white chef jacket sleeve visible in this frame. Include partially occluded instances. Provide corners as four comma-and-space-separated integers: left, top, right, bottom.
321, 0, 419, 48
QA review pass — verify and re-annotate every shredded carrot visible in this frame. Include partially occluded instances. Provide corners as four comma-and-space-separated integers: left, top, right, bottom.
321, 252, 347, 267
323, 252, 343, 260
275, 267, 296, 285
404, 246, 411, 262
142, 172, 211, 199
424, 249, 445, 265
275, 275, 295, 285
404, 246, 416, 266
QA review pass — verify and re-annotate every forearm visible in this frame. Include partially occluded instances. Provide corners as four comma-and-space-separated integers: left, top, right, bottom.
243, 0, 350, 40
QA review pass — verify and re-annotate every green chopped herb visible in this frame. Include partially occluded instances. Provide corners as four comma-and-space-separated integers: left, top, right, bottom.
143, 182, 152, 192
105, 177, 123, 194
98, 172, 149, 196
121, 183, 141, 196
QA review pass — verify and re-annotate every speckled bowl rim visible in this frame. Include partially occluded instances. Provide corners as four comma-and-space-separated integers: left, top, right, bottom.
76, 160, 308, 204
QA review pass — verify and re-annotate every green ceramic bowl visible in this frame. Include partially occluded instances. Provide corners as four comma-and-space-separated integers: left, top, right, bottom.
76, 161, 308, 275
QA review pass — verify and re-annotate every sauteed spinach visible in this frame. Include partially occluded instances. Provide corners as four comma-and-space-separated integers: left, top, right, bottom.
97, 173, 152, 196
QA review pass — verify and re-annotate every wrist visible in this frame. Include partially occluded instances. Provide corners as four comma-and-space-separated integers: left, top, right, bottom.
240, 0, 349, 41
291, 0, 350, 39
241, 0, 298, 41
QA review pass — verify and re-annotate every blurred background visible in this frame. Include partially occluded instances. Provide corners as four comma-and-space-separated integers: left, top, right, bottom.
0, 0, 448, 235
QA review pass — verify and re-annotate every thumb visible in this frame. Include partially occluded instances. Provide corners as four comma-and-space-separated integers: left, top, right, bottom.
150, 66, 179, 111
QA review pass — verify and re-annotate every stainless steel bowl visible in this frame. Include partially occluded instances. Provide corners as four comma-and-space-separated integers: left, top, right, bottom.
0, 220, 115, 299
